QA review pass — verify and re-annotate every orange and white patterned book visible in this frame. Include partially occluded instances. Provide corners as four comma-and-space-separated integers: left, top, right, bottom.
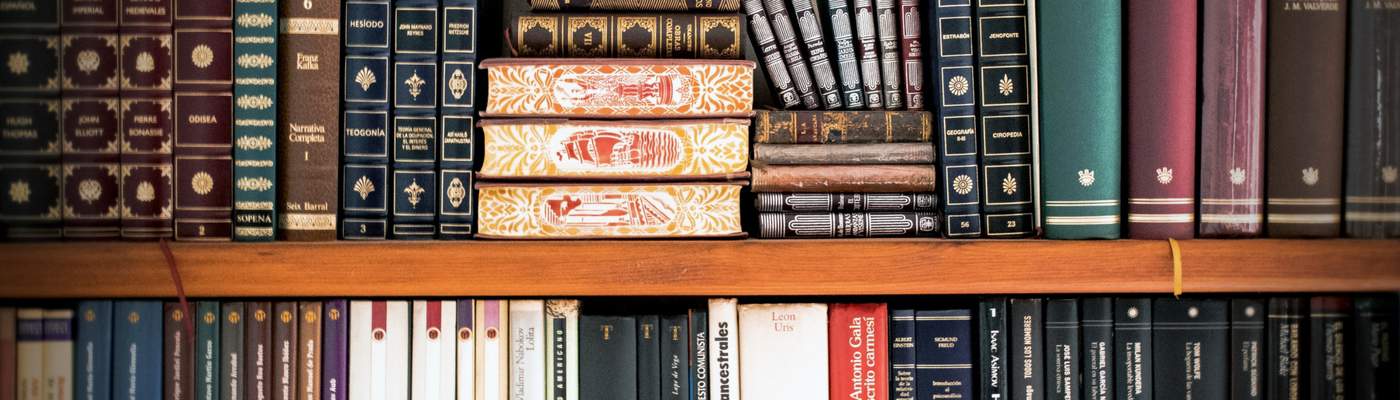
480, 59, 755, 118
476, 183, 744, 238
479, 119, 750, 180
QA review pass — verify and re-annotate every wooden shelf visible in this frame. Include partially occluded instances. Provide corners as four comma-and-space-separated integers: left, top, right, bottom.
0, 240, 1396, 298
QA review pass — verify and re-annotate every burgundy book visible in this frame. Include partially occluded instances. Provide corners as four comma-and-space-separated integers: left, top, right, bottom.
1198, 0, 1265, 238
244, 302, 272, 400
172, 0, 234, 240
1126, 0, 1197, 239
1265, 0, 1347, 237
119, 0, 176, 240
272, 302, 298, 400
61, 0, 122, 239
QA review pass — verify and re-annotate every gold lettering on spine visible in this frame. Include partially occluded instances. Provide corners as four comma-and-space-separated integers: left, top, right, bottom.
280, 18, 340, 35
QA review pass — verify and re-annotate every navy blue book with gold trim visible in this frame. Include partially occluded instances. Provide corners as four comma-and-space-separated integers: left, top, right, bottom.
341, 0, 393, 240
915, 309, 973, 400
935, 0, 982, 237
975, 0, 1034, 237
436, 0, 476, 239
390, 0, 439, 239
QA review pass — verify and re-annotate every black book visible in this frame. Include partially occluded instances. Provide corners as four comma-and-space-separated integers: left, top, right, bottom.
637, 315, 661, 400
1229, 299, 1265, 400
660, 314, 689, 400
1265, 297, 1305, 400
1352, 297, 1398, 400
1310, 296, 1351, 400
1046, 299, 1079, 400
789, 0, 843, 108
1082, 298, 1114, 400
1114, 298, 1152, 400
580, 315, 638, 400
1153, 299, 1228, 400
980, 298, 1010, 400
689, 309, 709, 400
1010, 298, 1044, 400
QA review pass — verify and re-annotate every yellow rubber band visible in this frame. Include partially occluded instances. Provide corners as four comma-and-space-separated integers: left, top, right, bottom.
1169, 238, 1183, 298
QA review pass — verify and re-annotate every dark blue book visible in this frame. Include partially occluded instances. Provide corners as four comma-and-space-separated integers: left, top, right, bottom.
1082, 298, 1114, 400
220, 303, 243, 400
113, 302, 162, 400
660, 314, 689, 400
435, 0, 477, 239
195, 302, 220, 400
934, 0, 982, 237
321, 300, 348, 400
77, 301, 113, 400
978, 299, 1008, 400
915, 309, 973, 400
341, 0, 394, 240
689, 309, 708, 400
1010, 299, 1043, 400
890, 309, 916, 400
1114, 298, 1152, 400
975, 0, 1034, 237
581, 315, 637, 400
232, 0, 279, 241
1046, 299, 1079, 400
390, 0, 440, 239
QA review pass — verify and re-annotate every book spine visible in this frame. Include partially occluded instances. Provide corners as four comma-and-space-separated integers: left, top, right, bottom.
637, 315, 661, 400
388, 302, 410, 400
752, 110, 933, 144
755, 193, 937, 212
508, 301, 544, 400
916, 309, 971, 400
1197, 0, 1265, 238
340, 0, 392, 240
296, 303, 321, 400
347, 302, 367, 400
76, 301, 113, 400
0, 308, 13, 400
827, 0, 865, 108
736, 304, 829, 400
852, 0, 884, 109
474, 300, 507, 400
1082, 298, 1114, 400
320, 300, 346, 400
661, 314, 689, 400
1351, 297, 1398, 400
271, 303, 297, 400
244, 302, 272, 400
456, 300, 475, 400
889, 309, 914, 400
436, 0, 476, 239
763, 0, 821, 108
477, 119, 750, 179
511, 15, 742, 60
481, 59, 754, 119
708, 299, 739, 400
477, 183, 742, 239
1009, 299, 1043, 400
979, 299, 1009, 400
0, 0, 62, 240
1344, 1, 1400, 237
118, 0, 175, 240
1265, 0, 1348, 237
1309, 296, 1350, 400
579, 315, 638, 400
524, 0, 740, 12
1037, 0, 1122, 239
975, 0, 1034, 237
873, 0, 902, 109
690, 309, 709, 400
897, 0, 921, 109
167, 303, 194, 400
1228, 300, 1264, 400
113, 302, 163, 400
17, 309, 44, 400
276, 0, 341, 241
757, 212, 939, 238
221, 303, 245, 400
1125, 0, 1196, 239
753, 143, 935, 165
196, 302, 221, 400
42, 310, 74, 400
1113, 298, 1151, 400
751, 164, 937, 193
1264, 298, 1303, 400
1045, 299, 1078, 400
61, 0, 121, 240
1152, 299, 1228, 400
544, 300, 578, 400
230, 0, 278, 241
828, 304, 888, 400
388, 0, 438, 239
171, 0, 235, 241
412, 301, 455, 400
742, 0, 800, 108
790, 0, 842, 108
933, 0, 982, 237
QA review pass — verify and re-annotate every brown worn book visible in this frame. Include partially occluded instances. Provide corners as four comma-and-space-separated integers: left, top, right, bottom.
276, 0, 340, 241
296, 302, 320, 400
510, 14, 743, 59
750, 164, 936, 192
752, 110, 933, 144
752, 143, 934, 164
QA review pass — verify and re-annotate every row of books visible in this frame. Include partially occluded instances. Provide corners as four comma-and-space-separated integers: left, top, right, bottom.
2, 295, 1397, 400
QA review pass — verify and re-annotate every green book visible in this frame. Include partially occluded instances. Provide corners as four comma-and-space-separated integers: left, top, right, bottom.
1035, 0, 1123, 239
195, 301, 221, 400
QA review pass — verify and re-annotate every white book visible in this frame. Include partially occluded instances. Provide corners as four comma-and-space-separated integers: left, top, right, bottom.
507, 301, 544, 400
542, 300, 579, 400
42, 309, 74, 400
456, 300, 475, 400
350, 301, 409, 400
708, 299, 739, 400
17, 309, 43, 400
413, 301, 456, 400
474, 301, 509, 400
737, 304, 828, 400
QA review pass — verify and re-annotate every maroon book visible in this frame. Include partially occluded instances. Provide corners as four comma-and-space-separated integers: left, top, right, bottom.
119, 0, 176, 240
172, 0, 234, 241
61, 0, 122, 239
1199, 0, 1265, 238
1126, 0, 1197, 239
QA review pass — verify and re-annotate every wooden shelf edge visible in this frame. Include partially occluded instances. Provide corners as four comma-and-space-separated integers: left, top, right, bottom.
0, 239, 1396, 298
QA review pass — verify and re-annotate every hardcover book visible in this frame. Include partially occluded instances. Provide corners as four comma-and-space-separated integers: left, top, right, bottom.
480, 59, 755, 119
660, 314, 689, 400
978, 299, 1008, 400
525, 0, 740, 12
826, 0, 865, 108
1352, 297, 1397, 400
509, 14, 743, 59
755, 193, 936, 212
916, 309, 971, 400
475, 300, 508, 400
196, 302, 221, 400
1265, 298, 1303, 400
762, 0, 821, 108
172, 0, 235, 241
221, 303, 244, 400
1009, 299, 1042, 400
688, 308, 708, 400
1046, 299, 1079, 400
61, 0, 121, 239
1153, 299, 1227, 400
119, 0, 176, 240
340, 0, 392, 240
42, 310, 74, 400
456, 300, 476, 400
1082, 298, 1113, 400
167, 303, 194, 400
0, 0, 62, 240
637, 315, 660, 400
897, 0, 921, 109
1198, 0, 1265, 237
932, 0, 983, 238
1037, 0, 1122, 239
231, 0, 278, 241
579, 315, 637, 400
271, 303, 297, 400
738, 304, 828, 400
975, 0, 1034, 237
321, 301, 346, 400
742, 0, 800, 108
276, 0, 341, 241
544, 300, 579, 400
17, 309, 43, 400
412, 301, 456, 400
1229, 299, 1264, 400
1126, 0, 1196, 239
752, 143, 934, 164
872, 0, 902, 109
890, 309, 913, 400
751, 110, 932, 144
1309, 296, 1350, 400
436, 0, 477, 239
751, 164, 936, 193
509, 300, 544, 400
296, 303, 321, 400
1344, 0, 1400, 237
757, 212, 939, 238
1, 308, 13, 400
475, 183, 744, 239
1265, 0, 1346, 237
113, 302, 164, 400
1114, 298, 1152, 400
852, 0, 884, 108
708, 299, 739, 400
245, 302, 272, 400
349, 301, 409, 400
389, 0, 440, 239
478, 119, 750, 179
789, 0, 843, 108
76, 301, 113, 400
830, 304, 887, 400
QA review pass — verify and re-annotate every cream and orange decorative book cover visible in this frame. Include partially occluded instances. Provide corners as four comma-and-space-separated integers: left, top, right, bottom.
480, 59, 755, 118
476, 183, 744, 239
479, 119, 750, 180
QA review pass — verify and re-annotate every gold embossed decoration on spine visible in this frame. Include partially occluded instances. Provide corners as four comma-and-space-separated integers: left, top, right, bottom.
276, 0, 341, 240
526, 0, 740, 11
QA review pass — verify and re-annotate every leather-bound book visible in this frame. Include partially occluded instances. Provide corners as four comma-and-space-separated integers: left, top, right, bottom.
276, 0, 340, 241
751, 110, 933, 144
752, 143, 934, 164
479, 119, 750, 180
751, 164, 935, 193
118, 0, 176, 240
934, 0, 981, 237
340, 0, 392, 239
757, 212, 939, 238
271, 302, 298, 400
1038, 0, 1122, 239
976, 0, 1034, 237
914, 309, 972, 400
389, 0, 439, 239
476, 182, 744, 239
827, 0, 865, 108
873, 0, 902, 109
754, 193, 937, 212
166, 303, 195, 400
243, 302, 272, 400
1126, 0, 1197, 239
852, 0, 884, 109
763, 0, 821, 108
436, 0, 478, 239
1265, 0, 1346, 237
61, 0, 122, 239
580, 315, 637, 400
510, 14, 743, 60
231, 0, 278, 241
1345, 1, 1400, 238
297, 303, 321, 400
790, 0, 842, 108
171, 0, 234, 241
1153, 299, 1228, 400
742, 0, 800, 108
526, 0, 739, 12
897, 0, 921, 109
75, 301, 112, 400
194, 302, 221, 400
1198, 0, 1265, 238
0, 0, 61, 241
481, 59, 754, 119
219, 303, 243, 400
113, 302, 162, 400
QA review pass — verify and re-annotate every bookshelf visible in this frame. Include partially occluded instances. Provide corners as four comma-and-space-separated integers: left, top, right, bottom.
0, 240, 1396, 298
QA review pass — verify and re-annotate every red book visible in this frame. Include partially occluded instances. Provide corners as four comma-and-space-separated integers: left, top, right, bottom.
828, 303, 888, 400
1126, 0, 1197, 239
1198, 0, 1265, 238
